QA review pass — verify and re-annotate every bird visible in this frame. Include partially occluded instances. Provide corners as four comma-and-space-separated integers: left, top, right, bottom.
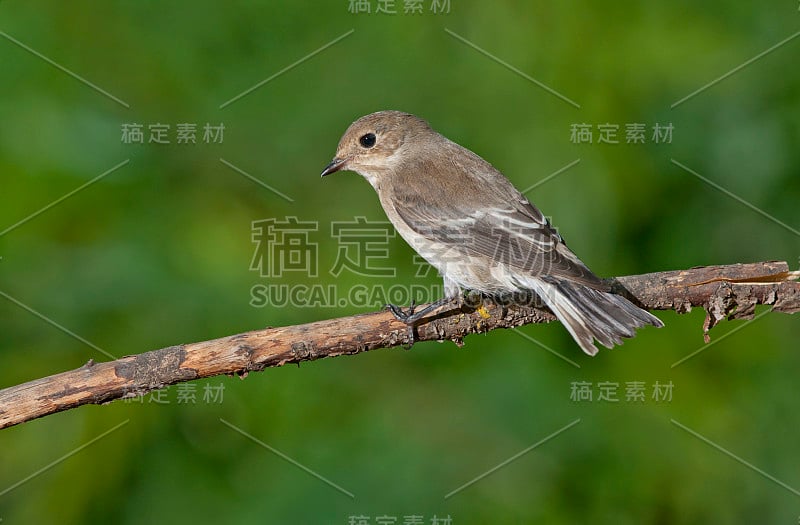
320, 110, 663, 355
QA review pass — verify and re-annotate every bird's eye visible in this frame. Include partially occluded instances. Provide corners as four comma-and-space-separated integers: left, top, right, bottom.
359, 133, 376, 148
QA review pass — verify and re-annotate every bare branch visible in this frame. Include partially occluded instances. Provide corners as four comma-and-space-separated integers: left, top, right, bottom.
1, 261, 797, 430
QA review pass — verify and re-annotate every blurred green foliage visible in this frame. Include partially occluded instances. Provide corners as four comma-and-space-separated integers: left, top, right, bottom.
1, 1, 799, 523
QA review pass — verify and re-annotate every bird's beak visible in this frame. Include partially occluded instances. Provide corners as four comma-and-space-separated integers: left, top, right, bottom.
320, 157, 346, 177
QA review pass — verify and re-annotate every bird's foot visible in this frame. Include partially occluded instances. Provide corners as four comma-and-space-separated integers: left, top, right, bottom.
386, 299, 418, 347
386, 299, 417, 324
386, 296, 465, 347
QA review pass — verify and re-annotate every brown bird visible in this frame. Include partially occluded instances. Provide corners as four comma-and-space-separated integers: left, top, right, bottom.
321, 110, 663, 355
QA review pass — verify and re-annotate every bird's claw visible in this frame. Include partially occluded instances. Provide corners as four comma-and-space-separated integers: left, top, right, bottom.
386, 301, 418, 347
386, 299, 417, 323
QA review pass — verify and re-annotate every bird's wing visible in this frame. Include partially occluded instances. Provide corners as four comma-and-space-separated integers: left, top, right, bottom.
389, 156, 608, 290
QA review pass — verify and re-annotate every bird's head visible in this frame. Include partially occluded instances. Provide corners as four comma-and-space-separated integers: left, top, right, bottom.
320, 110, 432, 185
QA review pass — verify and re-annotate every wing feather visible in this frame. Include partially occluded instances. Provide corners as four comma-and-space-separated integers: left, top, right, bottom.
388, 144, 607, 290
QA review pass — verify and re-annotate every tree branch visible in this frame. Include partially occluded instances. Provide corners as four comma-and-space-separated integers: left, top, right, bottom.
1, 261, 798, 429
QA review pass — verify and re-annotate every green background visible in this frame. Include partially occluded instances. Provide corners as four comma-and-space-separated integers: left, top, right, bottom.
1, 1, 799, 523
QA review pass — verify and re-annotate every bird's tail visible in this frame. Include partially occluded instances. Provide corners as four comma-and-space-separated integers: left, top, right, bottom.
524, 277, 664, 356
